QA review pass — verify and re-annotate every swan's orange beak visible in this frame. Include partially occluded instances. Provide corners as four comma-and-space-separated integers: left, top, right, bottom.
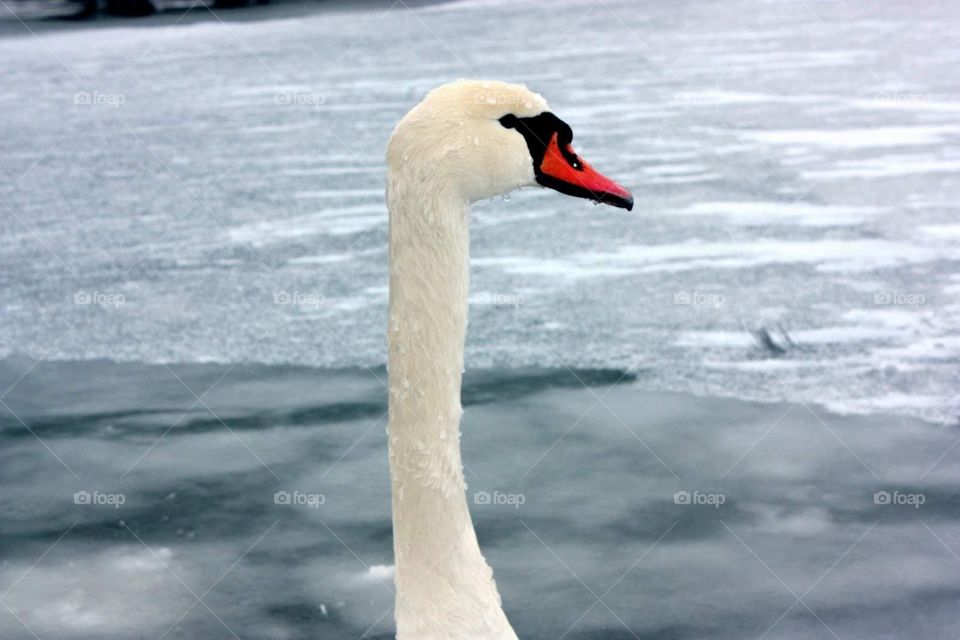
537, 133, 634, 211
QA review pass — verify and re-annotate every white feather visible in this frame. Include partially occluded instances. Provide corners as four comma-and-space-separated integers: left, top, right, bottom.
385, 80, 547, 640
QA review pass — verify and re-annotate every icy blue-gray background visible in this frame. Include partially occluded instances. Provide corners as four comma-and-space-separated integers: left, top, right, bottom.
0, 0, 957, 424
1, 1, 959, 639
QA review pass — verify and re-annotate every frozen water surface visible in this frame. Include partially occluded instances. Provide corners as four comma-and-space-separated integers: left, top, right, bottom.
1, 0, 959, 638
0, 0, 957, 424
2, 360, 960, 640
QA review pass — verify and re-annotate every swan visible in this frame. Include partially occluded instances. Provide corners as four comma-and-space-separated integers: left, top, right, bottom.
385, 80, 632, 640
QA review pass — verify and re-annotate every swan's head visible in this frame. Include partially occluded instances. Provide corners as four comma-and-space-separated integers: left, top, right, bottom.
387, 80, 633, 210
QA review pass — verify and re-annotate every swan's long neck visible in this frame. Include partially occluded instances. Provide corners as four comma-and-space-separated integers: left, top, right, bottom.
387, 177, 517, 640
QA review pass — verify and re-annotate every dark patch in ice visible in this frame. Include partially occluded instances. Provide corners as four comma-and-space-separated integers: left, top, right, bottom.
462, 368, 636, 406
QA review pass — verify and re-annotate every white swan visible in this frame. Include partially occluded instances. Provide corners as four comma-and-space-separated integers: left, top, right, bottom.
385, 80, 632, 640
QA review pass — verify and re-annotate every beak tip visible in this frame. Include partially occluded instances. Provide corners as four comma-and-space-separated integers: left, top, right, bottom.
593, 191, 632, 211
609, 192, 633, 211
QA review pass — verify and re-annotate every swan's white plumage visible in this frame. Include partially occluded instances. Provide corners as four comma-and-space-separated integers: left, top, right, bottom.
386, 81, 548, 640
